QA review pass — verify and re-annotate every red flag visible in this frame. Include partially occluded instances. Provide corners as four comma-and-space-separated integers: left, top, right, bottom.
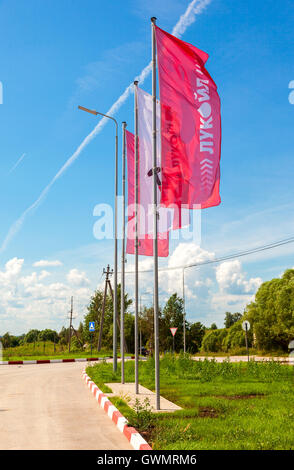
125, 130, 169, 257
155, 26, 221, 209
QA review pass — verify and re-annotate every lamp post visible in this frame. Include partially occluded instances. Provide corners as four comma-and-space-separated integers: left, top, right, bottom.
78, 105, 118, 372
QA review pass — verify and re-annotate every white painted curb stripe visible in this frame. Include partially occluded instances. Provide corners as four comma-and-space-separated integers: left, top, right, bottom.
130, 432, 147, 450
117, 416, 128, 432
107, 404, 116, 419
100, 396, 109, 408
82, 369, 152, 450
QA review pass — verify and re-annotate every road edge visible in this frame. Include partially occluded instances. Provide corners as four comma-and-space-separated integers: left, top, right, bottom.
82, 369, 152, 451
0, 356, 136, 366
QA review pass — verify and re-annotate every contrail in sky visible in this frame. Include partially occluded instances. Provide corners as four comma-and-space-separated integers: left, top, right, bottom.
0, 0, 212, 254
8, 153, 26, 174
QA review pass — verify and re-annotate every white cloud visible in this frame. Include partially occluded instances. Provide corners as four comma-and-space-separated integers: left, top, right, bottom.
39, 270, 50, 280
124, 243, 216, 313
216, 260, 262, 295
0, 257, 24, 285
33, 260, 63, 267
163, 243, 215, 299
66, 268, 90, 287
0, 258, 92, 334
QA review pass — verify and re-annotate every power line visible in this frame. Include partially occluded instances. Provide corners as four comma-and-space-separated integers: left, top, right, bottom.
124, 236, 294, 274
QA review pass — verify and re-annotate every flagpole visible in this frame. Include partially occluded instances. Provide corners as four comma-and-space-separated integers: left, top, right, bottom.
151, 16, 160, 410
114, 117, 118, 373
183, 267, 186, 353
134, 80, 139, 395
121, 121, 127, 384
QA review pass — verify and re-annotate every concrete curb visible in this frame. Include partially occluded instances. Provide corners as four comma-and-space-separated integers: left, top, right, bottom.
0, 356, 138, 366
82, 369, 152, 451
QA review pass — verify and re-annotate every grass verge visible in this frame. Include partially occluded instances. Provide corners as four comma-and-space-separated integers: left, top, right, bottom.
86, 354, 294, 450
2, 341, 113, 361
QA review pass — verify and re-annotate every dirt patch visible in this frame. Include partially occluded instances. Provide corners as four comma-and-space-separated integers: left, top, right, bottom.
198, 406, 219, 418
139, 427, 155, 446
214, 394, 264, 400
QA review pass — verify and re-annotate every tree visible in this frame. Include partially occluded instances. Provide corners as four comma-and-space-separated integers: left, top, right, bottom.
38, 329, 59, 343
186, 322, 206, 353
245, 269, 294, 351
139, 306, 156, 355
224, 312, 242, 328
2, 332, 12, 348
161, 293, 185, 352
125, 313, 135, 353
84, 284, 133, 352
210, 323, 218, 330
59, 326, 70, 345
77, 322, 84, 344
222, 320, 250, 351
1, 332, 22, 348
25, 329, 40, 343
201, 328, 228, 352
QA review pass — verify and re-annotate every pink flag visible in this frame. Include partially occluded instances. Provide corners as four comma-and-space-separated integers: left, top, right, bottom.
137, 87, 190, 234
125, 130, 169, 257
155, 25, 221, 209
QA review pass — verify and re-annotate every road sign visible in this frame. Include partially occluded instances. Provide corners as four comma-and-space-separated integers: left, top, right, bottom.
89, 321, 95, 332
170, 327, 178, 337
242, 320, 250, 331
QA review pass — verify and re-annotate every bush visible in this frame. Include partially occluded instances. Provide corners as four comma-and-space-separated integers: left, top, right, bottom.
128, 398, 154, 432
201, 328, 228, 353
222, 321, 251, 351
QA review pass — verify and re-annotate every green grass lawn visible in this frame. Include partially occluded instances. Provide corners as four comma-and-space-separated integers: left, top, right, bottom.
86, 354, 294, 450
192, 349, 289, 357
2, 341, 113, 361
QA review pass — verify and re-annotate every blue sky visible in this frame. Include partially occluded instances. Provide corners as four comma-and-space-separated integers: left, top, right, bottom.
0, 0, 294, 335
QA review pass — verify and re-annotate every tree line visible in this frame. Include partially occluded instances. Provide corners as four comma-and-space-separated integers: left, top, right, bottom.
2, 268, 294, 354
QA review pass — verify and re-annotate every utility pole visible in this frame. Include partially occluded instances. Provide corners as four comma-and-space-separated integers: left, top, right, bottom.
97, 265, 128, 354
98, 265, 113, 351
68, 296, 73, 353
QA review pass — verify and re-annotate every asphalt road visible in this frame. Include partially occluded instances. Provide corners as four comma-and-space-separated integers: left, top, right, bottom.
0, 362, 132, 450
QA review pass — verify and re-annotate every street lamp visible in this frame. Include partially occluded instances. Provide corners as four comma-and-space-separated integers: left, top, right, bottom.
78, 105, 119, 372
